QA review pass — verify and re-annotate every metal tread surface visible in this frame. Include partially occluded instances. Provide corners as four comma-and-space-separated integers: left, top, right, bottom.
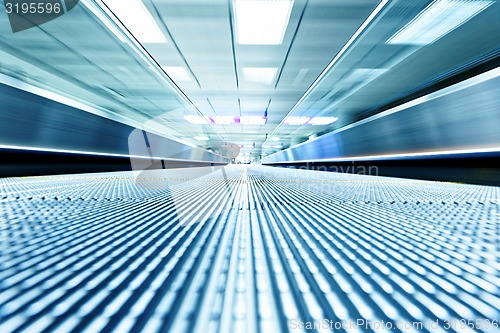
0, 166, 499, 333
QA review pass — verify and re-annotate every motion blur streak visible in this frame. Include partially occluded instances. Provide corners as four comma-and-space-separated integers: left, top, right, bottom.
263, 67, 500, 164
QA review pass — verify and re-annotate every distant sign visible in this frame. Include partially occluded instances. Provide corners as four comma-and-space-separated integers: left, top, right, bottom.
4, 0, 79, 32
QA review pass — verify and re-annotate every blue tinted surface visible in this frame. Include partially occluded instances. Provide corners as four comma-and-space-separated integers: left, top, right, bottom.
0, 166, 499, 333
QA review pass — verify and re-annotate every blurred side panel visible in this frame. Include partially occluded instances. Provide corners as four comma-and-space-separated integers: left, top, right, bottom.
0, 80, 228, 176
263, 67, 500, 163
0, 81, 133, 155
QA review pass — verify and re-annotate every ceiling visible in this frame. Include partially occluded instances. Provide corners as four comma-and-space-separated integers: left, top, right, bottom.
0, 0, 499, 162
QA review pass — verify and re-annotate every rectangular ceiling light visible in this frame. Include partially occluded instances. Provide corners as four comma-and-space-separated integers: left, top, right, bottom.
240, 116, 267, 125
194, 136, 209, 141
234, 0, 294, 45
243, 68, 278, 85
184, 115, 208, 124
102, 0, 167, 43
387, 0, 493, 45
262, 144, 283, 149
270, 137, 280, 141
211, 116, 236, 125
162, 66, 191, 82
307, 117, 339, 125
283, 116, 311, 125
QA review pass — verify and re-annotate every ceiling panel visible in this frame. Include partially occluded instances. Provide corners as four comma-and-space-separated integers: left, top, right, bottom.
1, 0, 497, 161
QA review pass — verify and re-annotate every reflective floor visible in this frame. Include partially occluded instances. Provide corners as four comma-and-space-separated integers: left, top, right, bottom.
1, 166, 499, 333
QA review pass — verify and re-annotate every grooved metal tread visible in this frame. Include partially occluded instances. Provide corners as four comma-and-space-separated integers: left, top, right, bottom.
1, 166, 499, 333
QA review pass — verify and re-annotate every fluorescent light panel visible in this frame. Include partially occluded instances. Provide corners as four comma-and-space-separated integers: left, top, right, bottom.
234, 0, 293, 45
307, 117, 339, 125
282, 116, 338, 126
270, 137, 280, 141
388, 0, 493, 45
187, 116, 268, 126
212, 116, 236, 125
162, 66, 191, 82
283, 116, 311, 125
243, 67, 278, 85
184, 115, 208, 124
240, 116, 267, 125
195, 136, 209, 141
102, 0, 167, 43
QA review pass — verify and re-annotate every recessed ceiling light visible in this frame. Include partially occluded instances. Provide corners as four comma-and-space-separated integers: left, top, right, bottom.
234, 0, 294, 45
243, 67, 278, 85
307, 117, 339, 125
270, 137, 280, 141
162, 66, 191, 82
194, 136, 209, 141
387, 0, 493, 45
240, 116, 267, 125
102, 0, 168, 43
283, 116, 311, 125
211, 116, 236, 125
184, 115, 208, 124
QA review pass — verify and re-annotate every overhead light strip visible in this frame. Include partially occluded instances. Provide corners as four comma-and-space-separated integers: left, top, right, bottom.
262, 144, 283, 149
264, 0, 390, 143
162, 66, 191, 82
187, 116, 268, 125
184, 115, 209, 124
240, 116, 268, 125
234, 0, 294, 45
306, 117, 339, 125
283, 116, 310, 125
212, 116, 237, 125
242, 67, 278, 85
101, 0, 167, 43
387, 0, 493, 45
282, 116, 338, 125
